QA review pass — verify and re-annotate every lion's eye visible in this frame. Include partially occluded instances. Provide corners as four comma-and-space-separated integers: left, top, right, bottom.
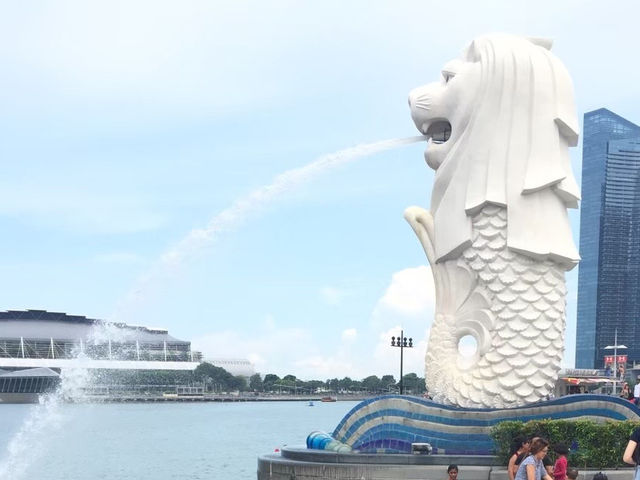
442, 71, 456, 84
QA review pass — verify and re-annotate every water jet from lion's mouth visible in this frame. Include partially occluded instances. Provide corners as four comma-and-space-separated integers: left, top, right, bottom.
111, 134, 427, 323
426, 120, 451, 143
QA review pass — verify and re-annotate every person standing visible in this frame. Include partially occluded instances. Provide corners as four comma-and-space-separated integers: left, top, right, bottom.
515, 438, 554, 480
543, 454, 554, 477
623, 426, 640, 480
634, 377, 640, 405
553, 444, 569, 480
509, 436, 531, 480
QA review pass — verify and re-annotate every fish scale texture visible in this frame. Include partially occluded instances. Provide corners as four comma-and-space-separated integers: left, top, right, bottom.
426, 205, 566, 408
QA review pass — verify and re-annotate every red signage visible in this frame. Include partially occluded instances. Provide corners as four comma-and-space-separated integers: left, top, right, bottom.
604, 355, 627, 366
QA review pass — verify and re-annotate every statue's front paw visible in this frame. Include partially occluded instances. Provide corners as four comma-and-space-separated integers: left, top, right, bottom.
404, 206, 436, 264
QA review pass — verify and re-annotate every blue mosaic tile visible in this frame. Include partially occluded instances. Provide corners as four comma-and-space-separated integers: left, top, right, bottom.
320, 395, 640, 455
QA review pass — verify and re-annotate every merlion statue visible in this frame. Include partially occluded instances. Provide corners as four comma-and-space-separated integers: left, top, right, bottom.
404, 34, 580, 408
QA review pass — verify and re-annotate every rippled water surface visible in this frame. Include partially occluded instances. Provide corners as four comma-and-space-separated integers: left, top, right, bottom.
0, 400, 357, 480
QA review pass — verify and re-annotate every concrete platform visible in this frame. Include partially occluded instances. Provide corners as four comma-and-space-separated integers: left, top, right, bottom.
257, 447, 636, 480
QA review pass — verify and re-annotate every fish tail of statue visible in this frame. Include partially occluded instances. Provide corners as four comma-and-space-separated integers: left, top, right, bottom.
406, 205, 567, 408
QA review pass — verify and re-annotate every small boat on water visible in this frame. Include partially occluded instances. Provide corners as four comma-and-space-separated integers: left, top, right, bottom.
308, 401, 314, 406
320, 396, 336, 402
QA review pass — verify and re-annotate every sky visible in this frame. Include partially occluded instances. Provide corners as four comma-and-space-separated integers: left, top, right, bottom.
2, 1, 640, 381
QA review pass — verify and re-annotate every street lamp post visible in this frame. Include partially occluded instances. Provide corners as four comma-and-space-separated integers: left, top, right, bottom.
604, 328, 627, 396
391, 330, 413, 395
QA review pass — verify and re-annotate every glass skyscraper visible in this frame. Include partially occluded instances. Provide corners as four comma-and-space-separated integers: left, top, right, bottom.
576, 108, 640, 368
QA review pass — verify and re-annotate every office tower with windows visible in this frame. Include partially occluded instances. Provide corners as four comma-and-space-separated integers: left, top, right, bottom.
576, 108, 640, 368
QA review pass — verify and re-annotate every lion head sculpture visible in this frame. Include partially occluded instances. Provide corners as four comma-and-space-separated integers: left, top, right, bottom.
408, 34, 580, 268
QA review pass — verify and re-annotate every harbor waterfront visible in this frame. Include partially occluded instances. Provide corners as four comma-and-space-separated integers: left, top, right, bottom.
0, 400, 357, 480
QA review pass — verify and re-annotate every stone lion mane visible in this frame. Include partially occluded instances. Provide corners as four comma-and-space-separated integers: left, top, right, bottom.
431, 34, 580, 268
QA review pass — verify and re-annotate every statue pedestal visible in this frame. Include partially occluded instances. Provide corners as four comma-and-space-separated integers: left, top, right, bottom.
257, 447, 635, 480
258, 447, 495, 480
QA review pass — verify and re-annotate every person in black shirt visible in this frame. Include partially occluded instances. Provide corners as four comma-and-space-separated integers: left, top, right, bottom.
542, 452, 554, 477
509, 436, 531, 480
623, 426, 640, 480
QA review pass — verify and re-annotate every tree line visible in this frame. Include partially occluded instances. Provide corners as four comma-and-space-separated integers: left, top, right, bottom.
89, 363, 428, 395
194, 363, 427, 395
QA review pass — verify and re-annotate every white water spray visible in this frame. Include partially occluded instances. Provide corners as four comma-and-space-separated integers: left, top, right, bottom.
113, 135, 425, 320
0, 323, 132, 479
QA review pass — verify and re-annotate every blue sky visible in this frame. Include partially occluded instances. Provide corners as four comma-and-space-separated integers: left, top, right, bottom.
2, 1, 640, 380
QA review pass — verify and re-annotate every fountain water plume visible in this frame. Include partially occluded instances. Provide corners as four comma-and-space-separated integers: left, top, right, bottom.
0, 322, 133, 479
112, 135, 426, 322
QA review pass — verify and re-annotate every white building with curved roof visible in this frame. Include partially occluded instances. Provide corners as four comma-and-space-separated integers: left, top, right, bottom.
0, 310, 255, 402
0, 309, 200, 370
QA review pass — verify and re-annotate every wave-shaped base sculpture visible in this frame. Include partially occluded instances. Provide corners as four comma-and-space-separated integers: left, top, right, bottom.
308, 395, 640, 455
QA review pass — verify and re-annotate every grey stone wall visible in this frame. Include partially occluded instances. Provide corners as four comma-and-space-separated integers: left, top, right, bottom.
257, 452, 636, 480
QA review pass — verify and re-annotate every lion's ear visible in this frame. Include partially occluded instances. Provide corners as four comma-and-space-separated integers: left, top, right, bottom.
464, 40, 477, 61
527, 37, 553, 50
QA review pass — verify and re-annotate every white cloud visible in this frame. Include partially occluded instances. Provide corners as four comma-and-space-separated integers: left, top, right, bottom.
341, 328, 357, 342
320, 286, 346, 306
246, 352, 265, 369
190, 319, 424, 381
371, 266, 435, 329
372, 326, 428, 379
247, 267, 436, 380
191, 324, 314, 377
293, 355, 357, 379
286, 325, 429, 381
187, 309, 435, 379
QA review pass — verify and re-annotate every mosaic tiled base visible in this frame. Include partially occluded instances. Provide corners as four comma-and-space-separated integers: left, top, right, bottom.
307, 394, 640, 455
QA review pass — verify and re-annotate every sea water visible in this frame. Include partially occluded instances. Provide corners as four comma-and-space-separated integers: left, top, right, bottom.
0, 400, 356, 480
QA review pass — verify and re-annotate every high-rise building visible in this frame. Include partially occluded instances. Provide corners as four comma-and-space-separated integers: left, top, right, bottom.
576, 108, 640, 368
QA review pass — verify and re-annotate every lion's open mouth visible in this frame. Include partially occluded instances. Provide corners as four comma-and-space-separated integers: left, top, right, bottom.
426, 120, 452, 144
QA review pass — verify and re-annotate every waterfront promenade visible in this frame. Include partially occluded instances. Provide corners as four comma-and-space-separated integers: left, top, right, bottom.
81, 392, 372, 403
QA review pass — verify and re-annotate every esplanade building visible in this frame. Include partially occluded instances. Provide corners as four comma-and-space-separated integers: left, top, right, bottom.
0, 309, 254, 401
0, 309, 202, 368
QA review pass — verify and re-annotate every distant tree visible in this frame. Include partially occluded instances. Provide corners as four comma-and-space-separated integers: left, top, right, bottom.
92, 369, 195, 386
401, 373, 419, 393
326, 378, 340, 391
232, 375, 247, 391
262, 374, 280, 392
249, 373, 263, 392
380, 375, 396, 391
338, 377, 353, 391
279, 379, 295, 388
193, 362, 240, 392
304, 380, 325, 393
350, 380, 363, 392
398, 373, 426, 394
361, 375, 381, 393
282, 374, 297, 383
